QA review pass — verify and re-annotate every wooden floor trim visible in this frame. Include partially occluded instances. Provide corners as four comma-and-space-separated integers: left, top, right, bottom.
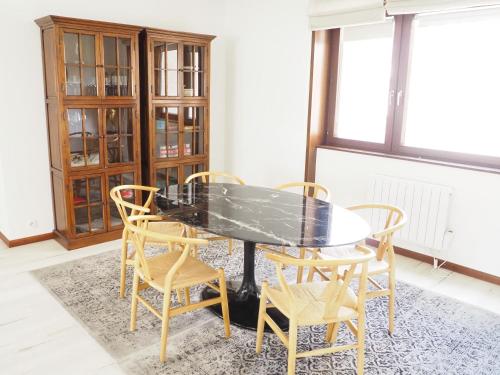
0, 231, 54, 248
366, 238, 500, 286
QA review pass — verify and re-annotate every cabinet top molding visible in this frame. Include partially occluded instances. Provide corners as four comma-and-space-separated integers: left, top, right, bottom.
35, 15, 216, 41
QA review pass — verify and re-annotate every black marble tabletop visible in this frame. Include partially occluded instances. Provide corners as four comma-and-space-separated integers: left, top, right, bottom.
155, 183, 370, 248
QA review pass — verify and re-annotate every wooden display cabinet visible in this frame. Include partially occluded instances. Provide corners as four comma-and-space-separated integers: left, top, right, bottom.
140, 28, 215, 199
36, 16, 142, 249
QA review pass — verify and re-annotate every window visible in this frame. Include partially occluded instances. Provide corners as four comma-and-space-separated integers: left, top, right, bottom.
326, 7, 500, 168
335, 21, 395, 144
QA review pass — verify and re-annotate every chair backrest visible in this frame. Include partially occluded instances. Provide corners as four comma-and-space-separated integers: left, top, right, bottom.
275, 181, 331, 201
347, 204, 407, 261
184, 171, 245, 185
126, 215, 209, 289
109, 185, 159, 226
266, 245, 374, 320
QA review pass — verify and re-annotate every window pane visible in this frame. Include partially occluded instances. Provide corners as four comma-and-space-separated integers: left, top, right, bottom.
334, 20, 394, 143
402, 8, 500, 157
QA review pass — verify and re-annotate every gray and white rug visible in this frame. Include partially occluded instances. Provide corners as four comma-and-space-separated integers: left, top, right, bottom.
32, 242, 500, 374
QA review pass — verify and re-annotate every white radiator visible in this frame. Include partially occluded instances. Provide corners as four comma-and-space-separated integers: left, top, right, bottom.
366, 175, 453, 252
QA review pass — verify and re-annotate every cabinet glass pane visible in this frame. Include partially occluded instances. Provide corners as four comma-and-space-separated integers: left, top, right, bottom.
105, 68, 118, 96
154, 42, 166, 69
156, 167, 178, 189
183, 107, 204, 156
154, 42, 179, 97
183, 164, 204, 182
155, 107, 178, 158
65, 65, 81, 95
121, 136, 133, 162
183, 72, 203, 97
167, 44, 178, 70
68, 108, 100, 168
118, 38, 131, 67
68, 109, 84, 167
82, 67, 97, 96
63, 33, 97, 97
74, 206, 89, 234
73, 178, 87, 205
63, 33, 79, 64
154, 69, 166, 96
183, 45, 204, 97
122, 107, 133, 134
183, 45, 204, 70
106, 108, 119, 134
167, 70, 178, 96
108, 172, 134, 228
90, 205, 104, 232
106, 108, 134, 164
104, 36, 117, 66
119, 68, 131, 96
72, 177, 104, 235
85, 109, 100, 166
81, 35, 96, 65
88, 177, 101, 203
104, 37, 132, 97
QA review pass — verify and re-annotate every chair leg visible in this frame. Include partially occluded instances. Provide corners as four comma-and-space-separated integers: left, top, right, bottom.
176, 289, 183, 304
256, 282, 268, 353
326, 322, 341, 343
218, 269, 231, 338
357, 313, 366, 375
191, 228, 199, 256
287, 319, 298, 375
159, 289, 172, 362
388, 269, 396, 334
130, 271, 139, 331
184, 287, 191, 305
296, 248, 306, 283
119, 229, 128, 298
228, 239, 233, 256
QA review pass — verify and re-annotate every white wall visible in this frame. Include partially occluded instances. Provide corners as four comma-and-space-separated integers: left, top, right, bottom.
0, 0, 227, 240
223, 0, 311, 187
316, 149, 500, 277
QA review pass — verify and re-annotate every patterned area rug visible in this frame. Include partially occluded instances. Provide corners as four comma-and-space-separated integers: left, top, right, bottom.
32, 242, 500, 374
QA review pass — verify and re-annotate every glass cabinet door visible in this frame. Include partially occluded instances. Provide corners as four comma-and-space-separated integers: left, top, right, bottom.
155, 107, 179, 159
155, 166, 179, 190
182, 44, 205, 97
72, 176, 105, 235
67, 108, 101, 168
153, 42, 179, 97
107, 171, 135, 229
63, 32, 98, 96
103, 36, 133, 96
105, 107, 134, 165
183, 106, 205, 157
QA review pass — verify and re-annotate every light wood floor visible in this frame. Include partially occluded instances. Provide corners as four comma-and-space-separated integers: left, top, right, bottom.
1, 239, 499, 375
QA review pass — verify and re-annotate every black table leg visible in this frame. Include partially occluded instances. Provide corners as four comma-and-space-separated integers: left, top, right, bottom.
201, 240, 289, 331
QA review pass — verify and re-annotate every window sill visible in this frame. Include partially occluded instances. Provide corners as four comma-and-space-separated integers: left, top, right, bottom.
317, 145, 500, 175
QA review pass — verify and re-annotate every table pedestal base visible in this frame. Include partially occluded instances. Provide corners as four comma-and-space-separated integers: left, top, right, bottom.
201, 241, 288, 332
201, 281, 289, 332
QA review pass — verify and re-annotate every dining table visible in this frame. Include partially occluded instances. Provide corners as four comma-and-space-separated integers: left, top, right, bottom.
155, 182, 371, 332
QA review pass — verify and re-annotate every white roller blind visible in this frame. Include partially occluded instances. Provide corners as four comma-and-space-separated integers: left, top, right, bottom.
309, 0, 386, 30
386, 0, 500, 15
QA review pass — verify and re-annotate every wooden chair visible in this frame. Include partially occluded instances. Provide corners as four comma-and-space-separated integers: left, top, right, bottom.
257, 181, 331, 283
184, 171, 246, 255
307, 204, 407, 334
256, 245, 375, 375
126, 214, 230, 362
110, 185, 186, 299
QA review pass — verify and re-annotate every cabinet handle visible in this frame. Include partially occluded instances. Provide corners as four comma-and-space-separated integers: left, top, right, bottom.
60, 82, 65, 93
